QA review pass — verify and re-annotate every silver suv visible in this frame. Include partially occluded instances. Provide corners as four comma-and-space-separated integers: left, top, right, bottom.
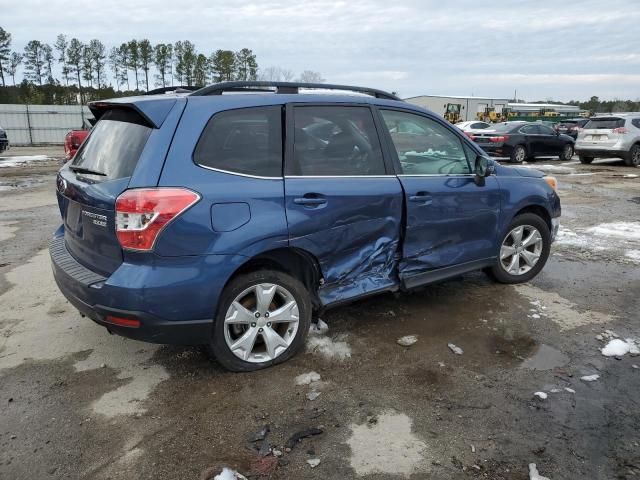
575, 113, 640, 166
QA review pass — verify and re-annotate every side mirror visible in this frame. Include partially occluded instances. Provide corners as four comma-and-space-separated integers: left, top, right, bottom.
474, 156, 489, 186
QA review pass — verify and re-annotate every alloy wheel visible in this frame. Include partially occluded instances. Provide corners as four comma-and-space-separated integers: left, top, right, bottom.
224, 283, 300, 363
515, 147, 525, 162
563, 144, 573, 160
499, 225, 544, 275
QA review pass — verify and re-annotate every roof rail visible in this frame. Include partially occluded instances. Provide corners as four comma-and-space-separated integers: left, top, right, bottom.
145, 86, 200, 95
189, 81, 401, 101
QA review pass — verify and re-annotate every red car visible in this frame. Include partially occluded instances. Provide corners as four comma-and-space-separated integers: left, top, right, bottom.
64, 119, 94, 160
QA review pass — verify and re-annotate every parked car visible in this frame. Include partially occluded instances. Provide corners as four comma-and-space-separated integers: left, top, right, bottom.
575, 114, 640, 166
455, 120, 491, 132
50, 81, 561, 371
469, 121, 575, 163
63, 119, 94, 160
0, 124, 9, 153
554, 118, 589, 139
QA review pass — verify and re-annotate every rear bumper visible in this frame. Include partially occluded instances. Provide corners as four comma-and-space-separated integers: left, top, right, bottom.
574, 147, 628, 159
49, 228, 245, 345
477, 144, 512, 157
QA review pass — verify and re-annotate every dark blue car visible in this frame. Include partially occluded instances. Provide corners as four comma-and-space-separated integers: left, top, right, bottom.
50, 82, 561, 371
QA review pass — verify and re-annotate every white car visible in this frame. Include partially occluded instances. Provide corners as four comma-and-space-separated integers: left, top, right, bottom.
455, 121, 492, 132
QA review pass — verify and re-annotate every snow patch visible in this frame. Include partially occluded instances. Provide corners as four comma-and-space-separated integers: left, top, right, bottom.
214, 468, 247, 480
309, 318, 329, 336
533, 392, 547, 400
346, 411, 430, 476
307, 336, 351, 360
0, 155, 52, 168
397, 335, 418, 347
295, 371, 321, 385
580, 374, 600, 382
602, 339, 631, 357
625, 250, 640, 263
529, 463, 551, 480
587, 222, 640, 241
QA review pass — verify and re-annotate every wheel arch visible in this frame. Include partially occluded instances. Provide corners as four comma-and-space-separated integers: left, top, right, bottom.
512, 204, 552, 231
225, 247, 323, 309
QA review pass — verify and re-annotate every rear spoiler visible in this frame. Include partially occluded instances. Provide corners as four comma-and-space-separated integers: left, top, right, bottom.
88, 98, 177, 128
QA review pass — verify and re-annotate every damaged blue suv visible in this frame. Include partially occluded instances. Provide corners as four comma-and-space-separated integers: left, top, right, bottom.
50, 82, 560, 371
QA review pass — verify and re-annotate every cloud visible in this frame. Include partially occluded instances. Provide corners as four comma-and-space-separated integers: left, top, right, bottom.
3, 0, 640, 101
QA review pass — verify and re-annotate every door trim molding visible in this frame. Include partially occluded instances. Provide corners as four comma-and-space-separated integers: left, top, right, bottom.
401, 257, 496, 290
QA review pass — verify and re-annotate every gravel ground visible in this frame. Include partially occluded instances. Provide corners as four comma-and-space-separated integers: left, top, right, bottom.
0, 149, 639, 480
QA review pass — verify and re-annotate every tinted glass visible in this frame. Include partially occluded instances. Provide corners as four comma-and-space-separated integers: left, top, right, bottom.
520, 125, 539, 134
488, 122, 522, 133
538, 125, 555, 135
381, 110, 471, 175
194, 106, 282, 177
471, 122, 489, 129
584, 118, 625, 129
71, 109, 152, 181
632, 119, 640, 129
289, 106, 385, 176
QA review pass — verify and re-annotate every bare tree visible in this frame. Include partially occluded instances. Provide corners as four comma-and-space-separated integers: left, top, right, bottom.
258, 66, 295, 82
298, 70, 325, 83
5, 52, 22, 85
0, 27, 11, 87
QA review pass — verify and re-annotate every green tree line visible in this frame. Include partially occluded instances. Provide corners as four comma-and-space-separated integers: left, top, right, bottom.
0, 26, 278, 105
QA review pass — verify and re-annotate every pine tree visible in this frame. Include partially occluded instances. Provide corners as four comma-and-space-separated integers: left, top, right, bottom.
42, 44, 54, 83
117, 43, 130, 90
154, 43, 172, 87
5, 52, 22, 85
210, 49, 236, 82
67, 38, 84, 101
174, 41, 196, 86
54, 34, 70, 86
0, 27, 12, 87
89, 39, 106, 88
23, 40, 47, 85
127, 40, 140, 90
235, 48, 257, 81
193, 53, 208, 86
138, 39, 153, 91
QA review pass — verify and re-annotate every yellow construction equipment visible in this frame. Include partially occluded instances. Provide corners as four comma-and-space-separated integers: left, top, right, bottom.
444, 103, 462, 124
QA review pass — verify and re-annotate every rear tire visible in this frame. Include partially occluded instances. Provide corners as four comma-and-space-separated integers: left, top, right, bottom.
625, 144, 640, 167
208, 270, 312, 372
579, 155, 594, 164
489, 213, 551, 284
559, 143, 574, 161
510, 145, 527, 163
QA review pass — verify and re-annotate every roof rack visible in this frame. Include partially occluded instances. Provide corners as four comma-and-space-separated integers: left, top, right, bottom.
145, 86, 200, 95
189, 81, 401, 101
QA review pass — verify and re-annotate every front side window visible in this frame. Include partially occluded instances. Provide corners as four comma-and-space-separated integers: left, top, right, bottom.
380, 110, 471, 175
520, 125, 539, 135
288, 106, 386, 176
194, 106, 282, 177
538, 125, 555, 135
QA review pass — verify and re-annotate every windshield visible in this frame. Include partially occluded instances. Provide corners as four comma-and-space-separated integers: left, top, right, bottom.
71, 109, 152, 181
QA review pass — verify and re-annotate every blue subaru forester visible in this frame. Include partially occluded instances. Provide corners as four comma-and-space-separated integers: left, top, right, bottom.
50, 82, 560, 371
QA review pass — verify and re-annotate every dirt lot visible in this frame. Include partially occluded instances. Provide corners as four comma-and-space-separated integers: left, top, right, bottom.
1, 147, 639, 480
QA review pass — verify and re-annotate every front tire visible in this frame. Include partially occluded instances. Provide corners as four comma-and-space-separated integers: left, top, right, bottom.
625, 144, 640, 167
489, 213, 551, 284
560, 143, 574, 161
209, 270, 312, 372
510, 145, 527, 163
579, 155, 594, 164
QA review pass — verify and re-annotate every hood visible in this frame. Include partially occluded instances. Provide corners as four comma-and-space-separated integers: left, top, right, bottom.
495, 163, 545, 178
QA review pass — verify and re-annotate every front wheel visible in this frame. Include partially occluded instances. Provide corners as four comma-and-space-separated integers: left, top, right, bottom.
560, 143, 574, 161
209, 270, 312, 372
488, 213, 551, 284
510, 145, 527, 163
625, 144, 640, 167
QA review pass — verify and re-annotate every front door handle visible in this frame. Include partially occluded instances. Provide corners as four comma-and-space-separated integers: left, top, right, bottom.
409, 192, 432, 205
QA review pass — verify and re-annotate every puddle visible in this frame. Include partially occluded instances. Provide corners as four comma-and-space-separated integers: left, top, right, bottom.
346, 410, 430, 477
521, 344, 569, 370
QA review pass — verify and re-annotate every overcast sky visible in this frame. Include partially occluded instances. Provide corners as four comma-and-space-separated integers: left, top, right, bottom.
4, 0, 640, 101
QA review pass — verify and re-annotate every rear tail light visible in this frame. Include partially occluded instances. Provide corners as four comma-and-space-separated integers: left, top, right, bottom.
464, 132, 476, 140
489, 135, 509, 143
115, 187, 200, 251
613, 127, 629, 134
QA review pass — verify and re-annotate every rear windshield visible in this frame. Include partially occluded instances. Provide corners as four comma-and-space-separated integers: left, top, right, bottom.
71, 108, 152, 180
584, 118, 624, 130
485, 123, 522, 133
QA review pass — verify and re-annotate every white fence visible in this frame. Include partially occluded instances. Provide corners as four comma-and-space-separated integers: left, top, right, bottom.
0, 104, 93, 146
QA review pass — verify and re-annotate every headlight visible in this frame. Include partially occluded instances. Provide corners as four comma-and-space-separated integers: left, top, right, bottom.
544, 176, 558, 191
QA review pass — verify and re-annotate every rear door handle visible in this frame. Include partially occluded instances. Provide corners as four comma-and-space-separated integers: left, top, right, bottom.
409, 192, 432, 205
294, 195, 327, 207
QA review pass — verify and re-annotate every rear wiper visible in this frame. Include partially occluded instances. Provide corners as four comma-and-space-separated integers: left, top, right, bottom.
69, 165, 106, 176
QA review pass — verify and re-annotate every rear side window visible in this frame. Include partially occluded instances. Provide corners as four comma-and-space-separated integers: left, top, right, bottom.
520, 125, 539, 134
194, 106, 282, 177
72, 108, 152, 181
584, 118, 624, 129
632, 119, 640, 129
289, 106, 385, 176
